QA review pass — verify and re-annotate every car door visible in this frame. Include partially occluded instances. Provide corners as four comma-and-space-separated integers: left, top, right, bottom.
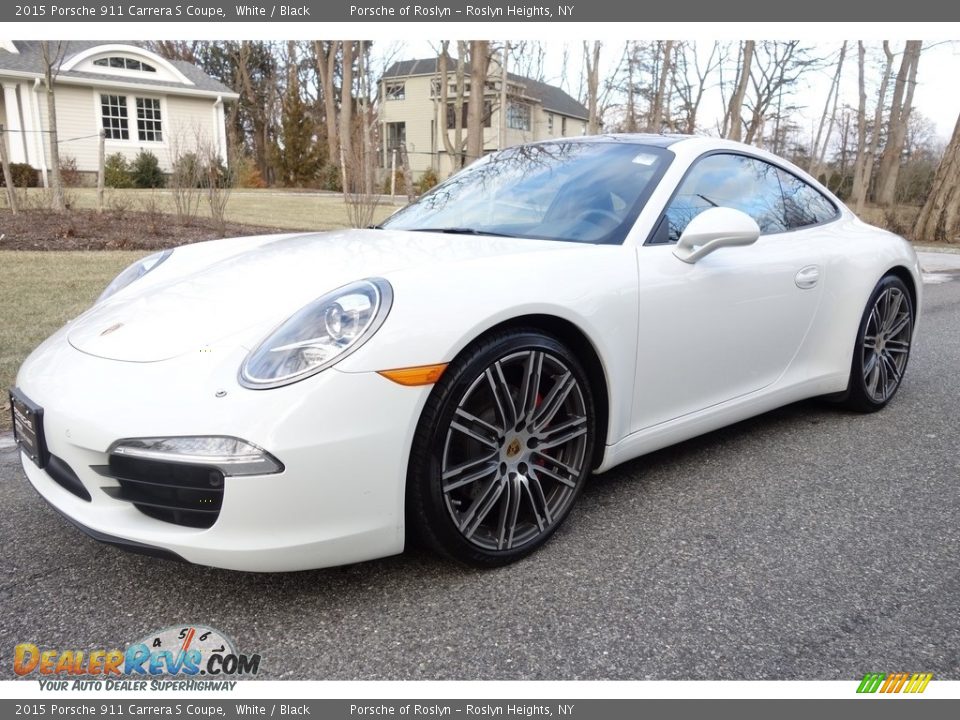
630, 153, 834, 432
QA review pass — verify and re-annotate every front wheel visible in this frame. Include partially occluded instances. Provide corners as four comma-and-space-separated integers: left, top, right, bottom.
843, 275, 914, 412
407, 329, 597, 567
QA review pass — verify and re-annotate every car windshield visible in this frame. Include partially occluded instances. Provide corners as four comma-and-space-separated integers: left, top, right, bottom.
381, 141, 673, 244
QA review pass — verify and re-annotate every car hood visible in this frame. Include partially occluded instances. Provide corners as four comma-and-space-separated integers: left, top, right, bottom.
67, 228, 566, 362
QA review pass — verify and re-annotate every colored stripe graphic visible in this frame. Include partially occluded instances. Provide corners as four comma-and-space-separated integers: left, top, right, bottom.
857, 673, 886, 693
857, 672, 932, 694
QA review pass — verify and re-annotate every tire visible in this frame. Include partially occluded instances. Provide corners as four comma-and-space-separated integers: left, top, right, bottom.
407, 328, 597, 567
842, 275, 914, 413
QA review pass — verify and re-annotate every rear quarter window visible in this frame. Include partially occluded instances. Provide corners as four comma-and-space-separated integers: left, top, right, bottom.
777, 168, 840, 228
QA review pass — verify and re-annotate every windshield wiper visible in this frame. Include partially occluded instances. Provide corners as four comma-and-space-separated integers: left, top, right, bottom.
408, 227, 514, 238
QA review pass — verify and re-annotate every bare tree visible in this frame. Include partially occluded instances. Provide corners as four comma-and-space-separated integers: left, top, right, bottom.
649, 41, 674, 132
809, 42, 848, 180
672, 41, 721, 135
437, 40, 467, 170
876, 40, 923, 206
314, 40, 340, 167
466, 41, 490, 163
914, 111, 960, 243
723, 40, 754, 140
39, 41, 67, 212
583, 41, 602, 134
851, 42, 895, 213
743, 41, 813, 146
340, 41, 355, 189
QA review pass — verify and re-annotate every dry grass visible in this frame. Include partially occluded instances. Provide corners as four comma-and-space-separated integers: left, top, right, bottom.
0, 251, 143, 431
16, 188, 398, 231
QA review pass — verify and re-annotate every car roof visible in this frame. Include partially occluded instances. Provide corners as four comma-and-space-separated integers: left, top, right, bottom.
539, 133, 692, 148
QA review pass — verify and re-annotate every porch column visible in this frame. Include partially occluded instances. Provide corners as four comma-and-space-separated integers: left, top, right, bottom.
1, 82, 27, 163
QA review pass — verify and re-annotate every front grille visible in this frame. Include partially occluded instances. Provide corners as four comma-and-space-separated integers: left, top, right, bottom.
93, 455, 224, 529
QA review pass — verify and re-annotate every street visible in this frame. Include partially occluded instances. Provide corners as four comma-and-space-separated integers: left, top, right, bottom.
2, 265, 958, 681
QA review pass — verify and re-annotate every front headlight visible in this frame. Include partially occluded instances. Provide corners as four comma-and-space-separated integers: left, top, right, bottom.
98, 249, 172, 302
239, 278, 393, 389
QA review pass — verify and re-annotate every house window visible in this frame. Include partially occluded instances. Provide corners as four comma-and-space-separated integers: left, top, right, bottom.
101, 94, 163, 142
446, 102, 492, 129
386, 122, 406, 149
136, 97, 163, 142
385, 82, 405, 101
100, 94, 129, 140
94, 57, 157, 73
547, 114, 554, 133
506, 101, 531, 131
561, 116, 567, 136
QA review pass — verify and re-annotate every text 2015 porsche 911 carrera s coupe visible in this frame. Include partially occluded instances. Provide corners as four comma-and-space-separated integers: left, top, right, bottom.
11, 135, 920, 571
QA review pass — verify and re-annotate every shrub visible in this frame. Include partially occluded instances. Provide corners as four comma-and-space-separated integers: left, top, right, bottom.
318, 163, 342, 192
234, 155, 266, 189
0, 162, 39, 188
59, 155, 82, 187
171, 152, 202, 188
104, 153, 132, 188
131, 150, 165, 188
382, 169, 406, 195
415, 167, 440, 195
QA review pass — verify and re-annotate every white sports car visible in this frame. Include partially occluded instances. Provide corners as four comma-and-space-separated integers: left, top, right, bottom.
11, 135, 920, 571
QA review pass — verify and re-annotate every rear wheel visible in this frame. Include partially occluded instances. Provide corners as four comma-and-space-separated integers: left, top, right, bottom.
843, 275, 914, 412
407, 329, 597, 566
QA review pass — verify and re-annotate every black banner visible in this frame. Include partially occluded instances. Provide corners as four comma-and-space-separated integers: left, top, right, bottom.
2, 700, 960, 720
4, 0, 960, 22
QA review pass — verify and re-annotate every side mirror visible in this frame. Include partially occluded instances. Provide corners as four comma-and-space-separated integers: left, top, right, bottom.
673, 207, 760, 264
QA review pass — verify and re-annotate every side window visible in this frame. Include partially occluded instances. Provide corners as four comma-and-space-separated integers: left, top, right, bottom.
662, 154, 787, 242
777, 169, 839, 228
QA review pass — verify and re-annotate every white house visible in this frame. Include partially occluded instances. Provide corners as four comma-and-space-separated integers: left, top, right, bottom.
0, 40, 238, 184
380, 58, 589, 179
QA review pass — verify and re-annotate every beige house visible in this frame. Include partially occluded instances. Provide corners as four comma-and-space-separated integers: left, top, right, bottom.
0, 40, 237, 184
380, 58, 589, 179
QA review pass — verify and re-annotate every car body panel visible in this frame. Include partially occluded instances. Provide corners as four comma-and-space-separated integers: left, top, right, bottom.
13, 134, 923, 571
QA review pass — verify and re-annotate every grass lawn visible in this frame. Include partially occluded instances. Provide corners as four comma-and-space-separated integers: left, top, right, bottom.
16, 187, 399, 231
0, 251, 143, 430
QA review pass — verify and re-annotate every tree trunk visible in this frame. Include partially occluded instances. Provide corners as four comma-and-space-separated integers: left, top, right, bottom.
341, 41, 354, 189
810, 42, 847, 180
625, 43, 637, 133
40, 42, 66, 212
914, 112, 960, 244
0, 125, 19, 214
584, 41, 601, 135
725, 40, 754, 141
314, 41, 340, 166
851, 42, 894, 213
850, 42, 869, 210
649, 41, 674, 133
499, 42, 509, 148
466, 41, 489, 163
876, 40, 922, 206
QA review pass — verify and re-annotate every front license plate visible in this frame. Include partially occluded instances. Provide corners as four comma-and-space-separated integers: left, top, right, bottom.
9, 388, 48, 469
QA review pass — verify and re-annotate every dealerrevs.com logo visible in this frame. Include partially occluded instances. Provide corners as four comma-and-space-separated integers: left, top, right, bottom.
14, 625, 261, 691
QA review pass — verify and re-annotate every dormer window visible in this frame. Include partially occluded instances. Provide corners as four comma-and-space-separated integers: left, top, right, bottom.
93, 57, 157, 73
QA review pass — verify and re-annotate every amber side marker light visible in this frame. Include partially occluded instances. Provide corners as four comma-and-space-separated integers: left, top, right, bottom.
378, 363, 449, 386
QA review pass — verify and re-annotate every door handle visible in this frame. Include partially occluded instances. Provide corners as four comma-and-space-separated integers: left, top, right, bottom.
795, 265, 820, 289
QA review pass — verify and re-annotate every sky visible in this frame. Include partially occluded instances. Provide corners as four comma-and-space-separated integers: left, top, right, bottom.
8, 22, 959, 142
375, 40, 960, 145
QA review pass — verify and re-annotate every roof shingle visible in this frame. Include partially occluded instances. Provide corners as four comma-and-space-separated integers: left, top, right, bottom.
383, 58, 588, 120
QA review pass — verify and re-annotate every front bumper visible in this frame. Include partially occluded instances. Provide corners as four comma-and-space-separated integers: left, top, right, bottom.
15, 333, 431, 571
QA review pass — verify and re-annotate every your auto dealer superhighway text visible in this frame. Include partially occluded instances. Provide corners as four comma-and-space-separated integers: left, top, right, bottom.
349, 5, 562, 18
